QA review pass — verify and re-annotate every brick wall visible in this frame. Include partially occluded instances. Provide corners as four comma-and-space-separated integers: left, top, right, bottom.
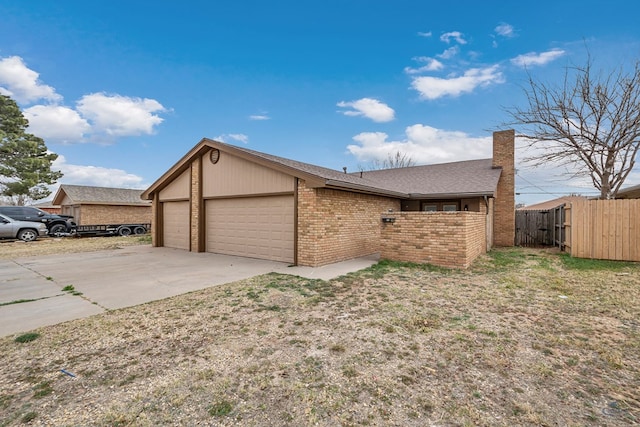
380, 211, 487, 268
79, 204, 152, 226
297, 180, 400, 267
492, 130, 515, 246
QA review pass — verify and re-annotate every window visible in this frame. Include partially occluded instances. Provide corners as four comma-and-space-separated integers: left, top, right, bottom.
420, 201, 460, 211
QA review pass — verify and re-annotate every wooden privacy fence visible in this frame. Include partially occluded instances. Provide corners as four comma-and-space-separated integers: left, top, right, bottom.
515, 206, 565, 248
566, 199, 640, 262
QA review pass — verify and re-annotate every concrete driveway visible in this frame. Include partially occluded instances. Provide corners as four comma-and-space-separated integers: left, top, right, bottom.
0, 245, 378, 337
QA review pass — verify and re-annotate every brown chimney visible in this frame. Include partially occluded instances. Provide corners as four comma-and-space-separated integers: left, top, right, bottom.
492, 130, 515, 246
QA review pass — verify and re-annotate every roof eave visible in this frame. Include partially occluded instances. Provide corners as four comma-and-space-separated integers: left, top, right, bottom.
72, 201, 151, 206
141, 139, 213, 199
324, 180, 408, 198
407, 191, 496, 199
51, 186, 70, 205
142, 138, 330, 199
214, 140, 328, 185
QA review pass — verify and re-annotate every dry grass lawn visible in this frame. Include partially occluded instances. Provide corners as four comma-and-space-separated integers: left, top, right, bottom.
0, 241, 639, 426
0, 235, 151, 259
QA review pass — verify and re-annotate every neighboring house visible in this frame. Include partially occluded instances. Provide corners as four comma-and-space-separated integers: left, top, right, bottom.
29, 201, 62, 215
52, 185, 151, 226
616, 183, 640, 199
141, 130, 515, 268
517, 196, 589, 211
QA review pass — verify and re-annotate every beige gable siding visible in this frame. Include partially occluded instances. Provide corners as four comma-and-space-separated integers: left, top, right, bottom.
159, 169, 190, 201
59, 194, 73, 205
202, 151, 295, 198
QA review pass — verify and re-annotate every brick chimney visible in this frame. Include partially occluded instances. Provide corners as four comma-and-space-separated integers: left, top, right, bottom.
492, 130, 515, 246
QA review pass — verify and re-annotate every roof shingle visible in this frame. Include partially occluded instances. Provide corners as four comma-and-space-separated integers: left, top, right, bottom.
54, 185, 149, 205
143, 138, 503, 200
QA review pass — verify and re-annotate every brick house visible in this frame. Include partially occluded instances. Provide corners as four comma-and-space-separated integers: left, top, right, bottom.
141, 130, 515, 268
52, 185, 151, 226
30, 201, 62, 215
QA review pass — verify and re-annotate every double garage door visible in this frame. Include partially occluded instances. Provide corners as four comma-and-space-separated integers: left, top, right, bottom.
162, 195, 294, 263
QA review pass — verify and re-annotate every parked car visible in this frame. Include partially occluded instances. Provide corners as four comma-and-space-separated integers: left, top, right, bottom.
0, 206, 75, 236
0, 213, 48, 241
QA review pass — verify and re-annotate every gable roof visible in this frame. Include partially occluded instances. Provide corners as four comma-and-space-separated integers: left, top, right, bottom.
142, 138, 502, 200
53, 185, 150, 206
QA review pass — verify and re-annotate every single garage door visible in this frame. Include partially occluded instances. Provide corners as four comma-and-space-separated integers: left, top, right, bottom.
206, 195, 294, 263
163, 201, 190, 250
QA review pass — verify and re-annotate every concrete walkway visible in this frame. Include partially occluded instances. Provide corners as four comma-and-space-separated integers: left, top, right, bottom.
0, 246, 378, 337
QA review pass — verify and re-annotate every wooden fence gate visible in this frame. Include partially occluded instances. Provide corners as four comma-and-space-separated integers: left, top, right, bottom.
565, 199, 640, 262
516, 206, 565, 248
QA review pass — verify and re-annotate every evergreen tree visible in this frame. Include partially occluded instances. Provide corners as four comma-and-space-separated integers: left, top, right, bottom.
0, 95, 63, 205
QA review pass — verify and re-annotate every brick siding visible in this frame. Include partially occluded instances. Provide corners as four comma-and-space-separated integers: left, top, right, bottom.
380, 211, 487, 268
297, 180, 400, 267
78, 204, 151, 226
492, 130, 515, 246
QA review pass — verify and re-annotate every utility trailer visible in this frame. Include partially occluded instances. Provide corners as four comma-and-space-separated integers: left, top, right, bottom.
73, 223, 150, 237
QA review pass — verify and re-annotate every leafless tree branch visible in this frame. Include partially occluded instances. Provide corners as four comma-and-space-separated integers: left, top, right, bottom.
361, 150, 416, 171
505, 55, 640, 199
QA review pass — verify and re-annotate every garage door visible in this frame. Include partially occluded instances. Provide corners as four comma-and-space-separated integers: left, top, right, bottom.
163, 201, 190, 250
206, 195, 294, 263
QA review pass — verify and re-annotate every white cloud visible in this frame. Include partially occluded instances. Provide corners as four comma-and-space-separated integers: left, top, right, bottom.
215, 133, 249, 144
411, 65, 504, 100
0, 56, 62, 104
77, 93, 166, 137
494, 23, 515, 38
440, 31, 467, 45
347, 125, 492, 164
437, 46, 460, 59
249, 114, 270, 120
0, 55, 167, 145
52, 155, 146, 188
404, 57, 444, 74
418, 31, 432, 38
337, 98, 395, 122
511, 49, 565, 67
24, 105, 91, 142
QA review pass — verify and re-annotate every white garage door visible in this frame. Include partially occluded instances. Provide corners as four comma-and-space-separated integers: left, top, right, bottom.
163, 201, 190, 250
206, 195, 294, 263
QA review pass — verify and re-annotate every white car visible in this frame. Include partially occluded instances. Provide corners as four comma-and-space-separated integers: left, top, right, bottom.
0, 213, 48, 242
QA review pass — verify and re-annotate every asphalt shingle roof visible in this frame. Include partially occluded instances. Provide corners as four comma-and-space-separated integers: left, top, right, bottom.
143, 138, 504, 200
56, 185, 149, 205
356, 159, 501, 197
617, 183, 640, 199
229, 144, 501, 198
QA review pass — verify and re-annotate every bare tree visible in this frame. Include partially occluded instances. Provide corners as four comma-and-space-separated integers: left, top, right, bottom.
506, 56, 640, 199
362, 150, 416, 171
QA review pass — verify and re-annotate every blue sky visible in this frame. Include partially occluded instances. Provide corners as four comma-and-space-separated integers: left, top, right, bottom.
1, 0, 639, 205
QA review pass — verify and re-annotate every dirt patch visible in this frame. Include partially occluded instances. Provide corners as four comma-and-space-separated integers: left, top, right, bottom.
0, 235, 151, 259
0, 248, 638, 426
